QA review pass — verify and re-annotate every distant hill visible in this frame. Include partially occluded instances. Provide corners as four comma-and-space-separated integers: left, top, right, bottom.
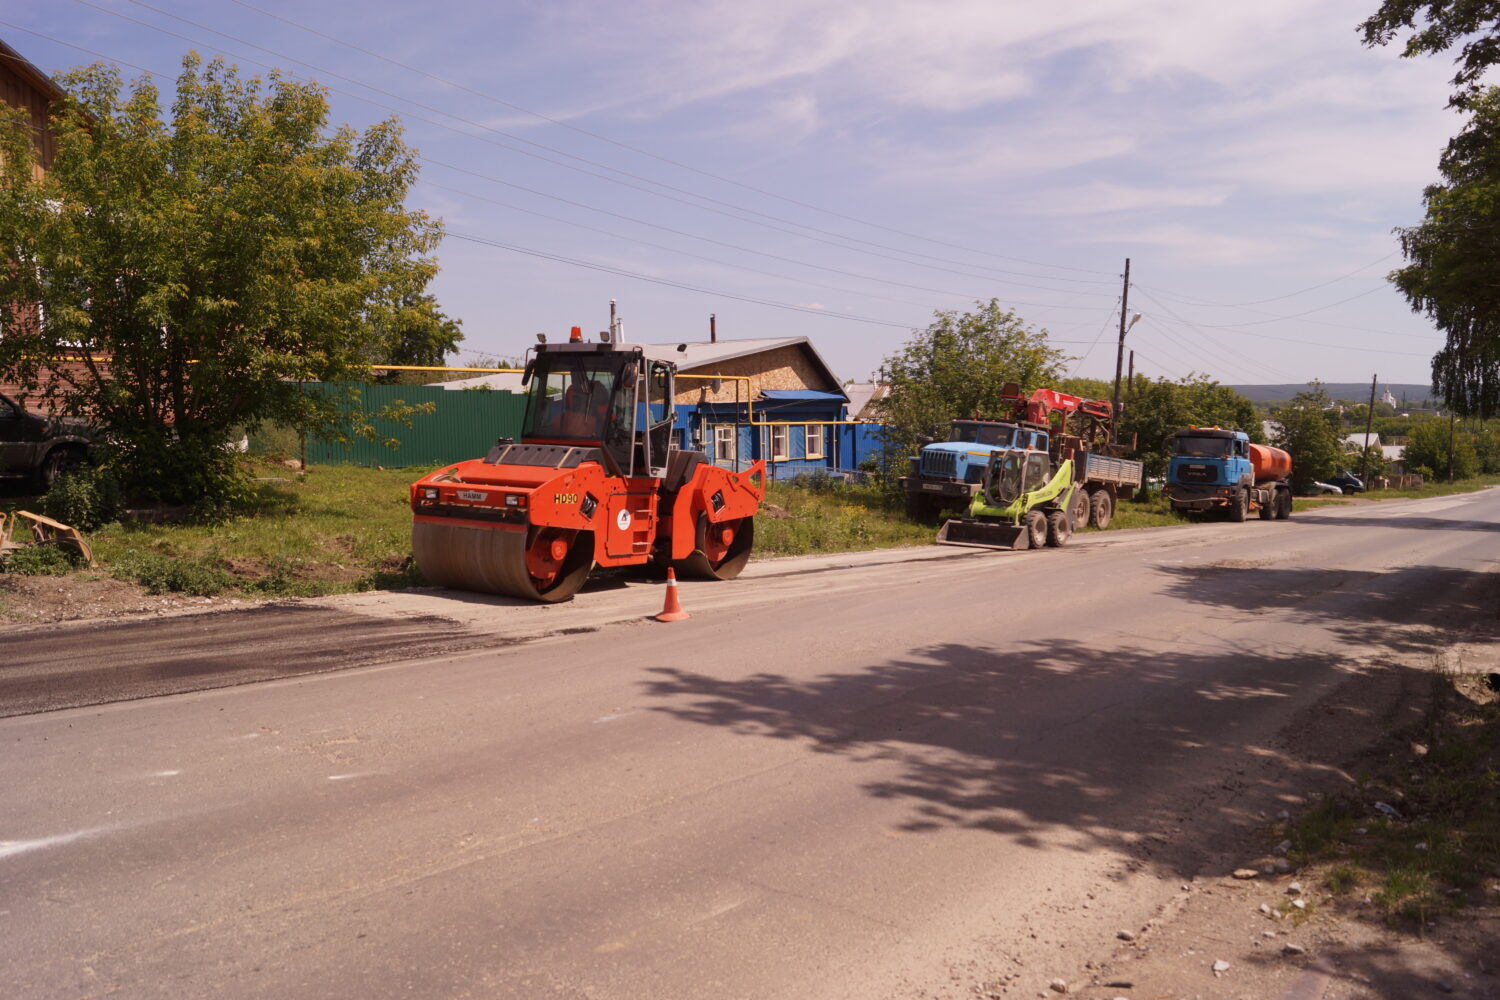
1229, 383, 1436, 406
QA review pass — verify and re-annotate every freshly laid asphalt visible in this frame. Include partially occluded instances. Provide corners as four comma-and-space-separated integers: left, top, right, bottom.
3, 490, 1497, 1000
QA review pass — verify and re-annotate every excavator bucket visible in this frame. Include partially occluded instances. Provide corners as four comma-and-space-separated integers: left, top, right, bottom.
1, 510, 94, 565
935, 518, 1029, 550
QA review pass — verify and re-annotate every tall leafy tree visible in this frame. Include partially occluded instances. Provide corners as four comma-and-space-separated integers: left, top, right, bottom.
1387, 87, 1500, 417
1360, 1, 1500, 107
873, 300, 1066, 479
1405, 417, 1479, 477
0, 56, 448, 504
1272, 382, 1346, 491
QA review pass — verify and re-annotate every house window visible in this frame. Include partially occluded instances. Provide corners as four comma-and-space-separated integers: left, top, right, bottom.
804, 424, 823, 459
713, 424, 735, 461
771, 424, 789, 461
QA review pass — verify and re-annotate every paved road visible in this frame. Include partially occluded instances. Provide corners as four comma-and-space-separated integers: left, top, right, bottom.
3, 491, 1498, 1000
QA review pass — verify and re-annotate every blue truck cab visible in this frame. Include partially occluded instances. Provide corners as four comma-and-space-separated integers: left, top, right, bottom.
1167, 427, 1254, 492
899, 420, 1047, 519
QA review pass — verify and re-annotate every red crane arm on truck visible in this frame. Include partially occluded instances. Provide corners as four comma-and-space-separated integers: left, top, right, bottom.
1000, 384, 1114, 427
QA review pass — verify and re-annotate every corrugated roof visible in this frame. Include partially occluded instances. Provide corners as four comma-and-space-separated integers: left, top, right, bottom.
843, 382, 889, 421
760, 390, 844, 401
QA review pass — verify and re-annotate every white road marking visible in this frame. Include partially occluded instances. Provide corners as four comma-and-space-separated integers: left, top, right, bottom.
0, 825, 114, 860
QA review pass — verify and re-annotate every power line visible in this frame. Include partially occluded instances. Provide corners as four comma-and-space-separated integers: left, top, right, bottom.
447, 230, 1107, 340
1131, 287, 1432, 358
1188, 285, 1386, 327
1153, 250, 1399, 308
103, 0, 1118, 290
221, 0, 1116, 279
1068, 301, 1121, 377
421, 162, 1109, 307
1134, 282, 1435, 340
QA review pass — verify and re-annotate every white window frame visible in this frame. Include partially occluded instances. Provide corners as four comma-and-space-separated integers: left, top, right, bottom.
804, 423, 824, 459
713, 423, 735, 460
770, 424, 789, 461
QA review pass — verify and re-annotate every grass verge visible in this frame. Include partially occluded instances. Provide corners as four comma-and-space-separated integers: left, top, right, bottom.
757, 477, 934, 556
1282, 672, 1500, 927
58, 463, 420, 599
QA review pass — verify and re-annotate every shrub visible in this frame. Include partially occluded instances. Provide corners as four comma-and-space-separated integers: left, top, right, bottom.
110, 549, 233, 596
39, 466, 124, 531
0, 543, 80, 576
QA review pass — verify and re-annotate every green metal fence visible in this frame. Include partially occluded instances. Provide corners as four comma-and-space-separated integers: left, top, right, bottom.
299, 382, 526, 469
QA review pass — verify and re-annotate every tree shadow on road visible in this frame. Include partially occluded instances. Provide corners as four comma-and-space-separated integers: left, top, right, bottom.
1154, 561, 1500, 658
642, 634, 1418, 880
1300, 512, 1500, 533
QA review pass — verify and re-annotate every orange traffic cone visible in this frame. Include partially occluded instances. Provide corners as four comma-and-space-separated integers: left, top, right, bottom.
655, 567, 690, 622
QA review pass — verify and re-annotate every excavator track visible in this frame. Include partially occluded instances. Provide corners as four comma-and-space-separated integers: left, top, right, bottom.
412, 520, 594, 603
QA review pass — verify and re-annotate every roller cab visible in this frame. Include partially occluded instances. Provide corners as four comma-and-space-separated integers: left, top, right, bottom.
411, 327, 764, 602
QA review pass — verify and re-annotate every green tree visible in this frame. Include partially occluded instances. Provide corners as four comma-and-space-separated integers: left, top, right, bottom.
376, 292, 464, 369
1355, 443, 1389, 483
874, 300, 1066, 478
1385, 88, 1500, 418
0, 56, 446, 505
371, 292, 464, 384
1469, 420, 1500, 471
1361, 1, 1500, 107
1405, 417, 1479, 478
1117, 373, 1262, 477
1272, 382, 1346, 492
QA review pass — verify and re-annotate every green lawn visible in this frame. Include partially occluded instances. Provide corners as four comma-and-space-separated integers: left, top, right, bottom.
5, 465, 1499, 600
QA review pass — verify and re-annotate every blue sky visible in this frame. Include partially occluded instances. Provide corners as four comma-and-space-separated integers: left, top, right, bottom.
2, 0, 1466, 389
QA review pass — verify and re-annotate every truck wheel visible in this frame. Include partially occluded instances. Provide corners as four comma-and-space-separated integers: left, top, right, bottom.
1275, 490, 1292, 520
1069, 488, 1091, 529
1258, 491, 1273, 520
1228, 487, 1247, 522
904, 492, 939, 520
1023, 510, 1048, 549
1045, 509, 1072, 548
1089, 490, 1114, 529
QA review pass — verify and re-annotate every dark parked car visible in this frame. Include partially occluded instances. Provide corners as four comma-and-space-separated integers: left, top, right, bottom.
1327, 471, 1365, 494
0, 392, 93, 488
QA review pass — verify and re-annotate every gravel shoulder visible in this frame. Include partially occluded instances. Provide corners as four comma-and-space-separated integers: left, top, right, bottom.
1029, 610, 1500, 1000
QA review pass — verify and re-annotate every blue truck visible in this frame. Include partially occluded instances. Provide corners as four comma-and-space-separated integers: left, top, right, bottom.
1163, 427, 1293, 521
899, 388, 1143, 530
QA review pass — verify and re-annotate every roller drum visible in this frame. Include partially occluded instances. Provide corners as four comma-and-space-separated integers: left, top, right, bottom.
675, 515, 755, 581
412, 520, 593, 603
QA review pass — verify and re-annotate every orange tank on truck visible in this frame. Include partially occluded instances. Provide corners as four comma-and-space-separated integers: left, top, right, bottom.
1249, 443, 1292, 485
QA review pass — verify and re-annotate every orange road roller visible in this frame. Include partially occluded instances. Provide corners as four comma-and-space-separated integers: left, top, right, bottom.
410, 324, 765, 602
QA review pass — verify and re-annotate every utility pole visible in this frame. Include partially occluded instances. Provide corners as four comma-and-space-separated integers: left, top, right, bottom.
1127, 350, 1135, 395
1359, 374, 1376, 489
1110, 258, 1131, 443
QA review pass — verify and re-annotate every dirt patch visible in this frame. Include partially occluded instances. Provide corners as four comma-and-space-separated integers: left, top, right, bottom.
0, 570, 237, 623
1023, 659, 1500, 1000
